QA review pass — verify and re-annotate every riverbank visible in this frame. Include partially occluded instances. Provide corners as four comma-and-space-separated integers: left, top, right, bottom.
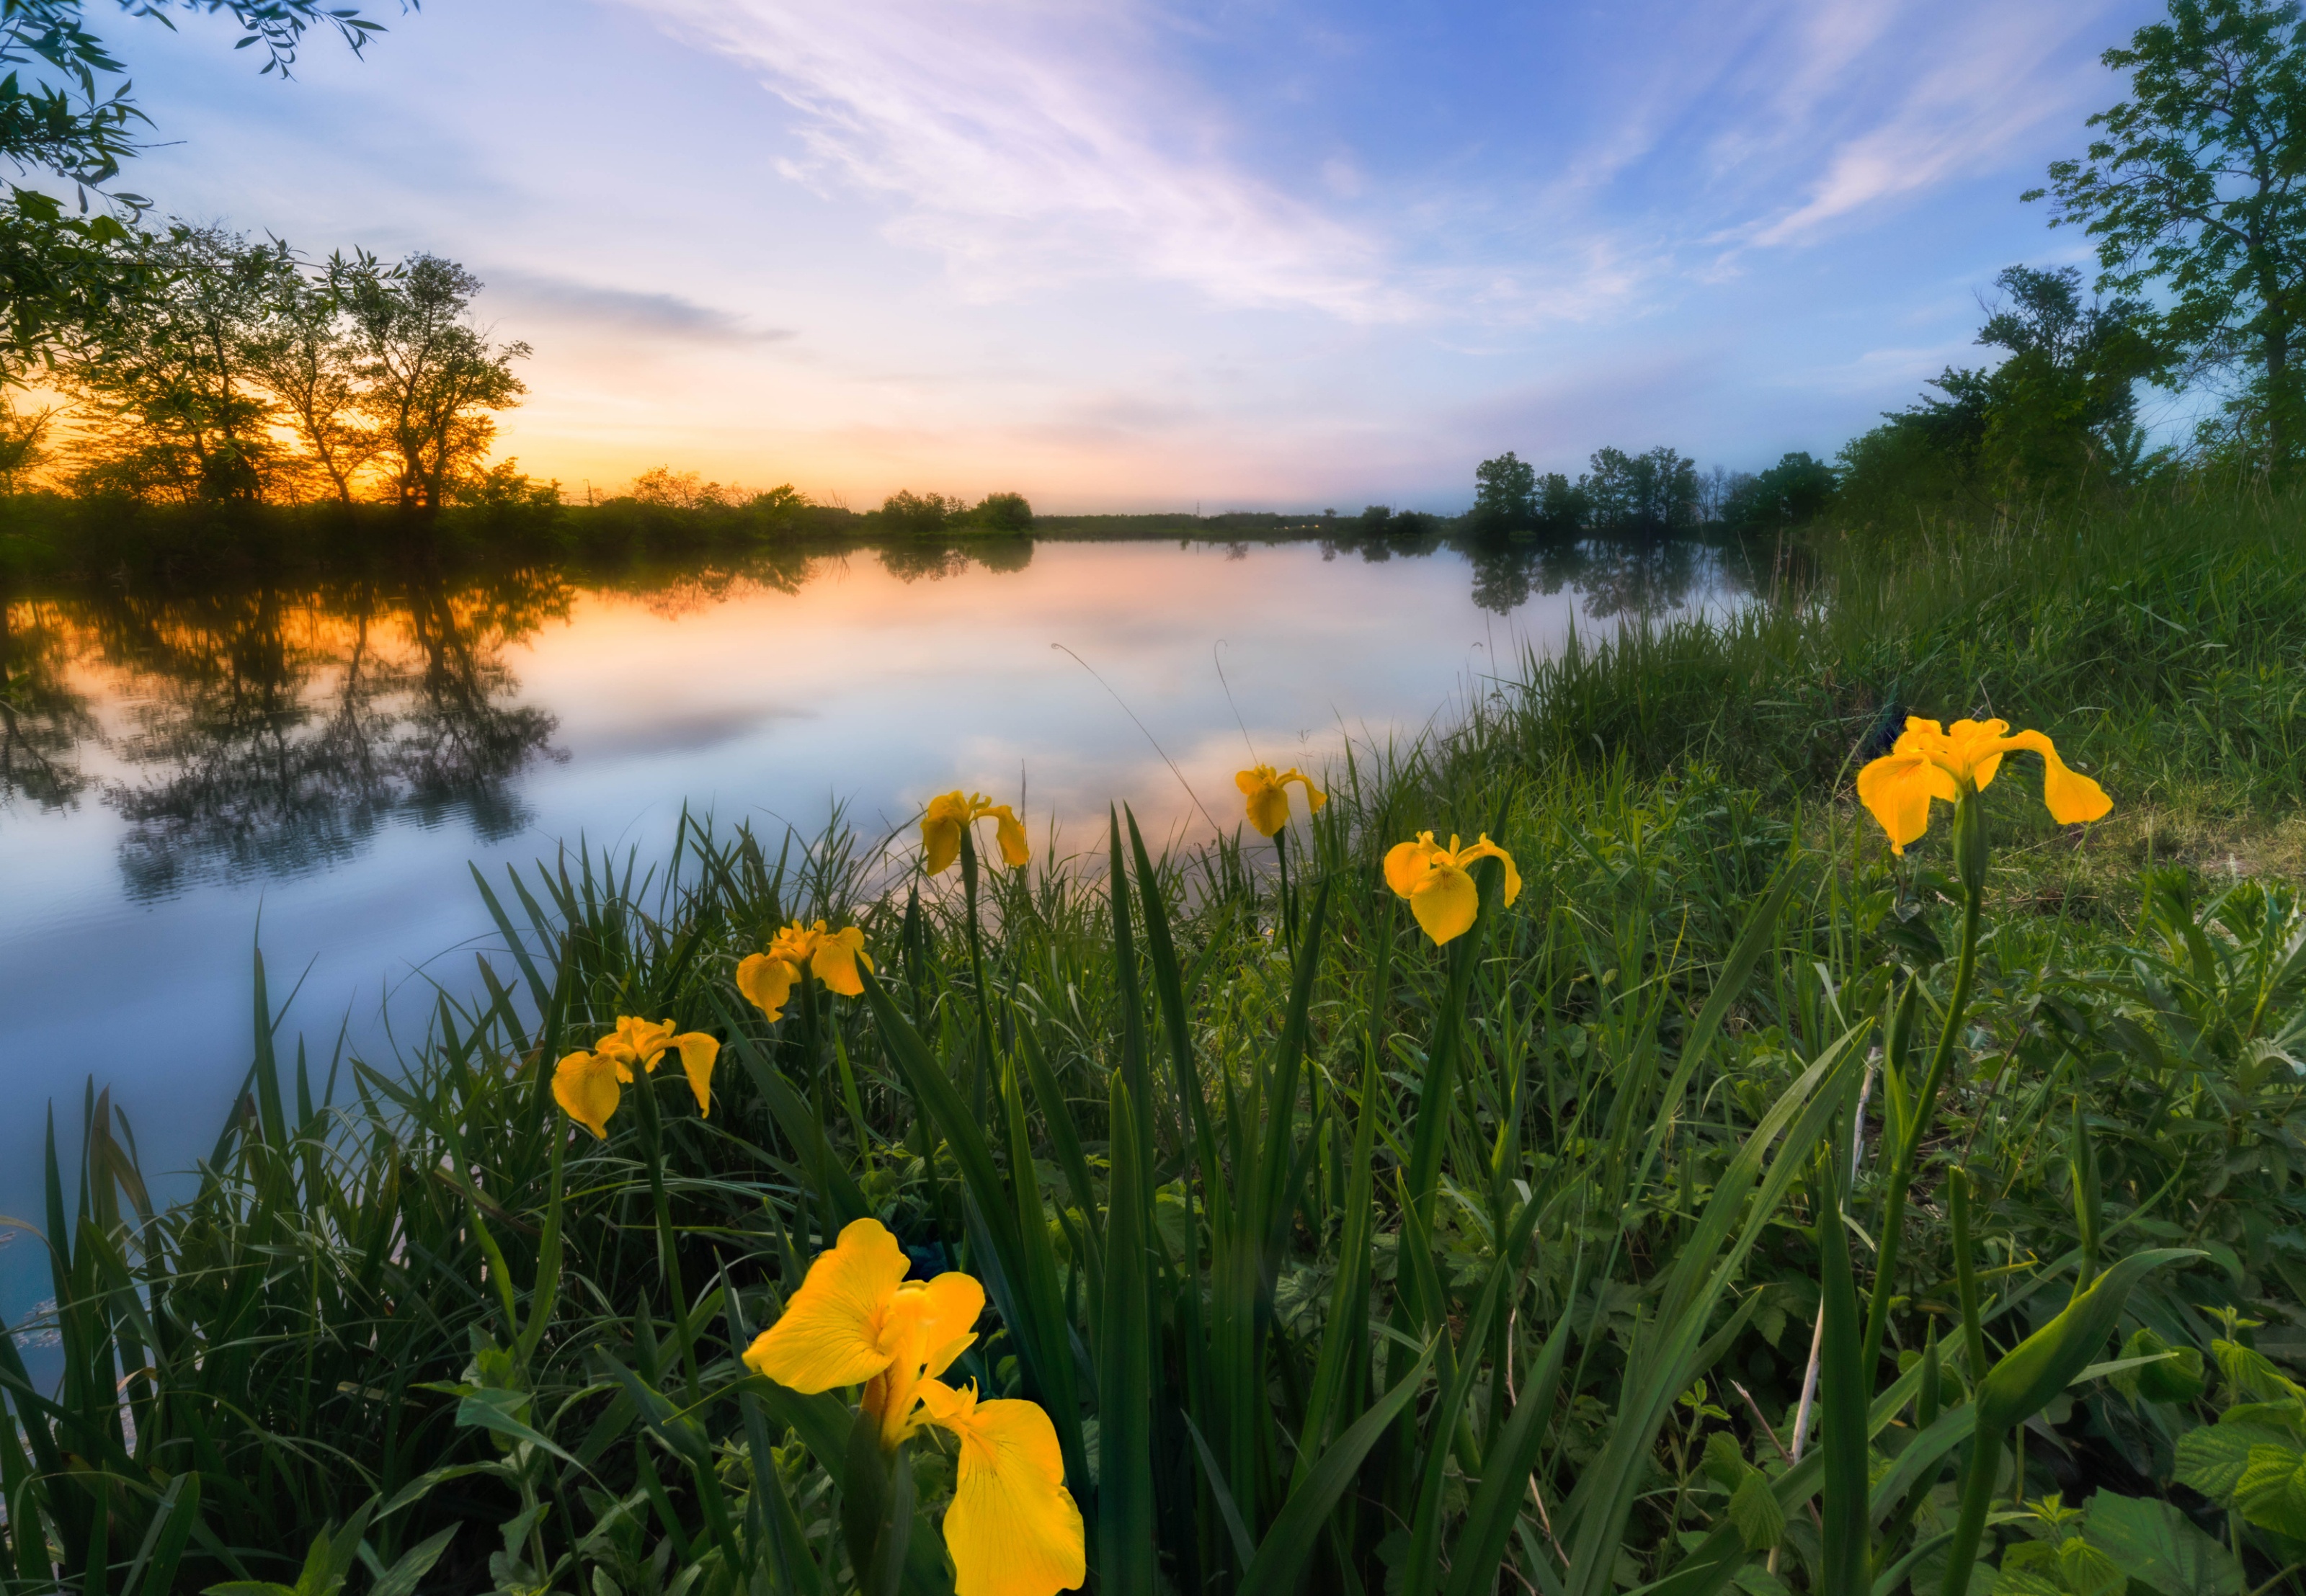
6, 481, 2306, 1595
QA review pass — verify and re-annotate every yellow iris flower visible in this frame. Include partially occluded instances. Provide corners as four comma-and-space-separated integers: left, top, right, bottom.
551, 1015, 721, 1138
1384, 831, 1522, 945
921, 791, 1030, 876
1856, 715, 2112, 855
734, 920, 873, 1023
744, 1218, 1085, 1596
1235, 764, 1327, 837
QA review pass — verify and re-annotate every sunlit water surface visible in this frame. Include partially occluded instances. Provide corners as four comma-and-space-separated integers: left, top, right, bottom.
0, 533, 1727, 1323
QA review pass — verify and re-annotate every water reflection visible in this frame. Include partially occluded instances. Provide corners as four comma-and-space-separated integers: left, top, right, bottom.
1, 530, 1733, 900
0, 599, 97, 811
1322, 525, 1715, 619
3, 570, 571, 898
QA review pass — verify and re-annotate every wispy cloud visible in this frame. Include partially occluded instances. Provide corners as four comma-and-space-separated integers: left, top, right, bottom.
1735, 1, 2127, 247
633, 0, 1407, 321
487, 269, 793, 343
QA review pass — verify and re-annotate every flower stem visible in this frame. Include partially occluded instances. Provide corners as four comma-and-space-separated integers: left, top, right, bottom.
959, 824, 997, 1122
1274, 825, 1296, 958
1861, 790, 1985, 1375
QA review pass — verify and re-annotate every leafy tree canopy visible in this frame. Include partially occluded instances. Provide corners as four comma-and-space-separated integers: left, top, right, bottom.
0, 0, 391, 380
2028, 0, 2306, 459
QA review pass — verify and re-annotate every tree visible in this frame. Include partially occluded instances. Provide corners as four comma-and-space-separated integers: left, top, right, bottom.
873, 489, 958, 536
1971, 264, 2163, 482
246, 255, 381, 504
0, 1, 389, 381
1580, 445, 1701, 535
630, 466, 740, 508
1470, 450, 1539, 531
1535, 471, 1587, 535
66, 225, 287, 500
1835, 264, 2165, 518
2027, 0, 2306, 460
967, 491, 1033, 531
1722, 453, 1838, 532
345, 254, 530, 513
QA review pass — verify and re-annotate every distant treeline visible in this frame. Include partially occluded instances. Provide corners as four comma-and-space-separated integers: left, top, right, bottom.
1461, 262, 2188, 544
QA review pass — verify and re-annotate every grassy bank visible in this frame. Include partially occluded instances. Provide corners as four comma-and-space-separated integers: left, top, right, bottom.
6, 484, 2306, 1596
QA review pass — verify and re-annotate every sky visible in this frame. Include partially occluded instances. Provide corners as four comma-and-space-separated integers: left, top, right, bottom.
95, 0, 2176, 512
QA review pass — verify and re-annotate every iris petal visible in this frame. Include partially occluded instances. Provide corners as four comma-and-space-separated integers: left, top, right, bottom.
917, 1382, 1086, 1596
1456, 835, 1522, 906
1410, 862, 1480, 944
1998, 729, 2114, 824
552, 1051, 621, 1140
736, 953, 799, 1022
1384, 835, 1438, 899
742, 1217, 910, 1393
875, 1272, 986, 1442
1244, 782, 1289, 837
672, 1032, 719, 1117
989, 805, 1031, 868
1857, 754, 1943, 854
922, 816, 962, 876
812, 928, 873, 997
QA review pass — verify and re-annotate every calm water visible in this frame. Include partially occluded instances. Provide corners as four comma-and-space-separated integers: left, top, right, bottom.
0, 531, 1724, 1321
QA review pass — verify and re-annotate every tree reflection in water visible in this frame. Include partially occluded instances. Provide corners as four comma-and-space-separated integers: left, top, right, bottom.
1, 569, 569, 899
0, 592, 99, 811
1330, 527, 1714, 619
1, 530, 1723, 901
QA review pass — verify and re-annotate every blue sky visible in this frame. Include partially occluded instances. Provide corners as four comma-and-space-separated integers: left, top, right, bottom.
109, 0, 2173, 510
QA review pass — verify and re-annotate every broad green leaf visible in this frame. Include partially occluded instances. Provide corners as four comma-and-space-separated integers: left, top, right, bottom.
2233, 1443, 2306, 1540
2115, 1327, 2208, 1404
2081, 1492, 2244, 1596
1701, 1432, 1749, 1492
1727, 1472, 1784, 1553
2055, 1537, 2127, 1596
2213, 1338, 2300, 1401
2174, 1423, 2295, 1502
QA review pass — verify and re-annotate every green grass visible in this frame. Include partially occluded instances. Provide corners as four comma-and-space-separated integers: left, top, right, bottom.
7, 483, 2306, 1595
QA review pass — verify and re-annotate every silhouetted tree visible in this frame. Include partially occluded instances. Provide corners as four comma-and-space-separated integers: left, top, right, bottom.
67, 226, 290, 500
1722, 453, 1838, 531
967, 491, 1033, 531
246, 257, 381, 504
873, 489, 958, 538
1580, 446, 1701, 535
344, 253, 529, 512
1470, 450, 1539, 532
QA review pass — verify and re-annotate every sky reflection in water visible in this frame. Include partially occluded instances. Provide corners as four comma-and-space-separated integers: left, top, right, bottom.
0, 532, 1724, 1319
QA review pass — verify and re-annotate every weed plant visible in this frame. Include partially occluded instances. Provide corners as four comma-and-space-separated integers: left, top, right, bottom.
7, 488, 2306, 1595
